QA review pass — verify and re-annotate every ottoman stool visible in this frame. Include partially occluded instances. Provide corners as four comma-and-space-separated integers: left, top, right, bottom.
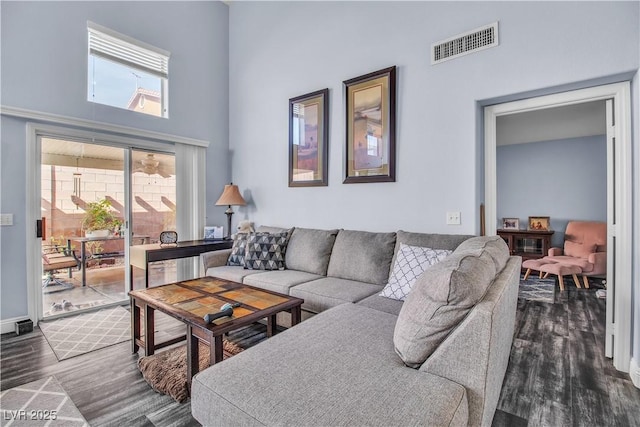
538, 263, 582, 291
522, 258, 556, 280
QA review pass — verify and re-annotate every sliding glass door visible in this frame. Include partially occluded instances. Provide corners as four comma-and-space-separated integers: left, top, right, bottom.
39, 137, 176, 318
130, 149, 176, 289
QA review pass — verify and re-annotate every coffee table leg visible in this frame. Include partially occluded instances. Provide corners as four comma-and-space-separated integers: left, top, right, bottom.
212, 334, 223, 365
187, 326, 199, 388
291, 305, 302, 326
267, 314, 277, 337
144, 304, 155, 356
131, 298, 140, 353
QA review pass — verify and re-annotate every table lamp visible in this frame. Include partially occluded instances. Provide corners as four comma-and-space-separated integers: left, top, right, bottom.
215, 183, 247, 239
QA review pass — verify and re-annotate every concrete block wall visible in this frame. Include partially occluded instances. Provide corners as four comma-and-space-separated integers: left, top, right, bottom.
41, 165, 176, 254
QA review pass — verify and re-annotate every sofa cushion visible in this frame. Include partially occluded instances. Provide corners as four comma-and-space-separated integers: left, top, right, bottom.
394, 237, 504, 368
357, 294, 404, 316
192, 304, 468, 427
326, 229, 396, 285
205, 265, 264, 283
244, 232, 289, 270
380, 243, 452, 301
243, 270, 324, 295
290, 277, 382, 314
564, 240, 596, 258
284, 228, 338, 275
226, 232, 253, 266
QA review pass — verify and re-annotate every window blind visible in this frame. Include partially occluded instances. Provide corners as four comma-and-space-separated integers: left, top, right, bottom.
88, 21, 170, 79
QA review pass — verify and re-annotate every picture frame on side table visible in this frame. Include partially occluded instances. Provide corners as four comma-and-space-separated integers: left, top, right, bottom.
203, 226, 223, 240
528, 216, 551, 231
289, 88, 329, 187
344, 66, 396, 183
502, 218, 519, 230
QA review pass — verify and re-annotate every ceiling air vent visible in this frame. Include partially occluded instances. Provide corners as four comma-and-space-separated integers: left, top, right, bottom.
431, 22, 499, 65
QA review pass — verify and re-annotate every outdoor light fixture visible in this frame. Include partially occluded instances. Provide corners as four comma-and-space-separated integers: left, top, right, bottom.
215, 183, 246, 239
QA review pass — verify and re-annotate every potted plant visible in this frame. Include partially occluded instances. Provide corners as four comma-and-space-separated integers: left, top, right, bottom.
82, 199, 121, 238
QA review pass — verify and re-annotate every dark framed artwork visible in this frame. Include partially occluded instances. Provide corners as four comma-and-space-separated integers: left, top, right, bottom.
343, 66, 396, 183
289, 88, 329, 187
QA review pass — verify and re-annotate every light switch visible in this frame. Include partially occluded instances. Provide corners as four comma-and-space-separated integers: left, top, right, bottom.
0, 213, 14, 226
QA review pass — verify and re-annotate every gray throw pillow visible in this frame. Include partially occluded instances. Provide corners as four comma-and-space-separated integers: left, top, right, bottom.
226, 233, 253, 266
327, 230, 396, 285
455, 235, 509, 272
393, 246, 498, 368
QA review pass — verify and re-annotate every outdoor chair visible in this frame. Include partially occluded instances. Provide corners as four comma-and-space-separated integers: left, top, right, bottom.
42, 244, 80, 289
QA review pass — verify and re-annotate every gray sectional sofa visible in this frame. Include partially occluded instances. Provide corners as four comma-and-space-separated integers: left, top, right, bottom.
192, 227, 521, 426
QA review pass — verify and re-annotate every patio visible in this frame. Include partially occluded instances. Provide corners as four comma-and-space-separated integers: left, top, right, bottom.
43, 259, 177, 317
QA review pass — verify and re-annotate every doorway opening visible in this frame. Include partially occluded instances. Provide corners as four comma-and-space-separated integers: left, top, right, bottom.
484, 81, 633, 373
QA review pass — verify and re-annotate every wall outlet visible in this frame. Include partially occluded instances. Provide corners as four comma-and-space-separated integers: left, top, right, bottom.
0, 214, 13, 226
446, 211, 461, 225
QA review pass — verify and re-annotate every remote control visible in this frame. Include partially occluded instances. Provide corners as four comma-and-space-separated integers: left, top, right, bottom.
203, 302, 242, 323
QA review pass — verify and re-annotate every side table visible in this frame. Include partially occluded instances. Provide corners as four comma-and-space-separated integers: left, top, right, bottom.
129, 240, 233, 288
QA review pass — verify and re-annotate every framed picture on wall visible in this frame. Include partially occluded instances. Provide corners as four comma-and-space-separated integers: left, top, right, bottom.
528, 216, 551, 231
288, 88, 329, 187
343, 66, 396, 183
502, 218, 519, 230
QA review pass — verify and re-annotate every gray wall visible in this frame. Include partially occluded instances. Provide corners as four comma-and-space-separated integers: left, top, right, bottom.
497, 136, 607, 248
228, 1, 638, 234
0, 1, 229, 320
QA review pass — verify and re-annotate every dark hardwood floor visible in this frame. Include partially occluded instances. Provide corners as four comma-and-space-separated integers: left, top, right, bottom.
2, 284, 639, 426
494, 284, 640, 427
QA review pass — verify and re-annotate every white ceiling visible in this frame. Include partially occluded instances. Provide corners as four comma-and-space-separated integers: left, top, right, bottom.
41, 138, 175, 175
496, 100, 606, 146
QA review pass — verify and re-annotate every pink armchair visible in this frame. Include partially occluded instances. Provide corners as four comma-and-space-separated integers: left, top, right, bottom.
544, 221, 607, 288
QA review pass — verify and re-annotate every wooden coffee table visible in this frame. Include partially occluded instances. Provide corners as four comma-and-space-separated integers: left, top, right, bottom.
129, 276, 303, 386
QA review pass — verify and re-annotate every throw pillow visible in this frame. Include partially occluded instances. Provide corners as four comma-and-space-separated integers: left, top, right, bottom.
244, 232, 289, 270
226, 232, 265, 266
379, 244, 452, 301
394, 238, 505, 368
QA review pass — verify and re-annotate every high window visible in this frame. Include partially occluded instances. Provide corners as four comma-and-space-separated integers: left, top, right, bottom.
87, 22, 170, 118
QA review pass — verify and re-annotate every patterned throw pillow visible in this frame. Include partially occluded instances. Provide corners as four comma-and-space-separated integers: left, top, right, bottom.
226, 233, 259, 266
379, 243, 452, 301
244, 232, 289, 270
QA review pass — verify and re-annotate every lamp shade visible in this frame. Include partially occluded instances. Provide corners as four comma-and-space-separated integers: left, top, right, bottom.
215, 184, 246, 206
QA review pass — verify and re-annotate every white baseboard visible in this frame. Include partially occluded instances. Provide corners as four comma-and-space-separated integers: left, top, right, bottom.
631, 358, 640, 389
1, 316, 32, 335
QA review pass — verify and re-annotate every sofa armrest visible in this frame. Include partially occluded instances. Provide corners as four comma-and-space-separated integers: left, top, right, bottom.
548, 247, 563, 256
201, 249, 232, 270
419, 257, 520, 427
587, 252, 607, 275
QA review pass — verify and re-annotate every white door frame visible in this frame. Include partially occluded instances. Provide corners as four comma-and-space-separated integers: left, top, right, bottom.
484, 81, 632, 373
25, 122, 176, 323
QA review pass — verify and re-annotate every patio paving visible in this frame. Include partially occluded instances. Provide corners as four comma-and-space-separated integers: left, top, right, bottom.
43, 260, 177, 318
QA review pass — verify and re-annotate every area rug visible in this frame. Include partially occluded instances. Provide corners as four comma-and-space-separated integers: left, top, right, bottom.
518, 274, 556, 303
0, 376, 88, 426
138, 340, 243, 403
39, 306, 130, 361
